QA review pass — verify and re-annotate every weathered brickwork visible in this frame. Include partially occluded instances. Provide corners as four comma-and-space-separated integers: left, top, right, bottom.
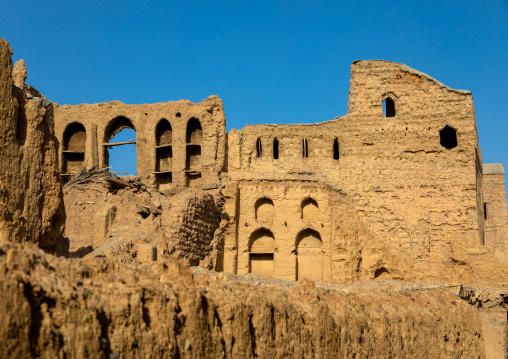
3, 36, 508, 358
160, 188, 220, 266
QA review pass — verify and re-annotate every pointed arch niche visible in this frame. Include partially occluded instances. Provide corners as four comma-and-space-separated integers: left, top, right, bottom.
155, 119, 173, 190
186, 118, 203, 187
255, 197, 274, 222
301, 198, 319, 221
249, 228, 275, 277
62, 122, 86, 175
296, 229, 322, 281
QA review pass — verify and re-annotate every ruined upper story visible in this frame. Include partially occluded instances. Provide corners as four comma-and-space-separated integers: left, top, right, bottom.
54, 96, 227, 190
228, 60, 480, 183
53, 60, 481, 190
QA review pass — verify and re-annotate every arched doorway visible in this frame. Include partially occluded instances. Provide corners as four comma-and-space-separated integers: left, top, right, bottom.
296, 228, 322, 281
249, 228, 275, 277
104, 116, 136, 176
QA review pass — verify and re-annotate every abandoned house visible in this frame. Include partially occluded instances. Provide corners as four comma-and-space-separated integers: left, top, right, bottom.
54, 60, 508, 285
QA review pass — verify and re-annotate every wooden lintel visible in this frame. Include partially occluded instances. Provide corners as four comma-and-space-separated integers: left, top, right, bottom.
103, 141, 136, 147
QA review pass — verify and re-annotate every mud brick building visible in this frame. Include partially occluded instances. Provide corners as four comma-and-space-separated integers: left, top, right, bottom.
53, 60, 508, 285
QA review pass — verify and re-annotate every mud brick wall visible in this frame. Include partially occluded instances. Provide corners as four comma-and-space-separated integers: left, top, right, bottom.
161, 189, 220, 265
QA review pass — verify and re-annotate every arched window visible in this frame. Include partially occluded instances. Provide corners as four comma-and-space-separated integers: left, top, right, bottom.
186, 118, 203, 144
255, 198, 274, 221
301, 198, 318, 221
296, 229, 322, 281
155, 119, 173, 190
62, 122, 86, 175
302, 138, 309, 158
249, 228, 275, 277
256, 138, 262, 157
273, 138, 279, 159
383, 97, 395, 117
439, 125, 457, 149
186, 118, 203, 187
333, 138, 339, 160
156, 119, 172, 146
104, 116, 136, 176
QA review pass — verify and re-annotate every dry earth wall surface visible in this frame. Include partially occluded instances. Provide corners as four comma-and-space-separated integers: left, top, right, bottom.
63, 178, 221, 267
0, 243, 495, 359
0, 38, 64, 249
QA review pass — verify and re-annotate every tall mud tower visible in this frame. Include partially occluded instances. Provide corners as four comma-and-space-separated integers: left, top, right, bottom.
0, 38, 64, 248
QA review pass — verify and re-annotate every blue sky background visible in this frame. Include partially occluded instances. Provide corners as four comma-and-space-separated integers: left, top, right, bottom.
1, 0, 507, 178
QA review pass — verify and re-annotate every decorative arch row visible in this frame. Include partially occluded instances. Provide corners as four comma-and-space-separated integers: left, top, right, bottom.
60, 116, 205, 187
255, 137, 340, 160
248, 227, 323, 281
152, 116, 204, 189
255, 197, 319, 221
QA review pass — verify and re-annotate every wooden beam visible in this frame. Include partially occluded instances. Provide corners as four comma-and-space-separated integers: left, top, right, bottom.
103, 140, 136, 147
104, 176, 134, 188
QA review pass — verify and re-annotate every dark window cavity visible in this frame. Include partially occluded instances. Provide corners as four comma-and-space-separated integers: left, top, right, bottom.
273, 138, 279, 159
439, 125, 458, 149
256, 138, 262, 157
333, 138, 339, 160
186, 118, 202, 144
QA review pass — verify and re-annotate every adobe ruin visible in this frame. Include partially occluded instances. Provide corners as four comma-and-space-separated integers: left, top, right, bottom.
53, 59, 508, 286
2, 36, 508, 358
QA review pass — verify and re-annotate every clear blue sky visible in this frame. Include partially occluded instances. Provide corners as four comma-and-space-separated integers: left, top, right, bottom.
1, 0, 507, 178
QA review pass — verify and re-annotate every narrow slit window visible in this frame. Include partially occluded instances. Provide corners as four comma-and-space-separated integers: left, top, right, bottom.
256, 138, 262, 157
302, 138, 308, 158
273, 138, 279, 159
333, 138, 339, 160
383, 97, 395, 117
484, 203, 488, 220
